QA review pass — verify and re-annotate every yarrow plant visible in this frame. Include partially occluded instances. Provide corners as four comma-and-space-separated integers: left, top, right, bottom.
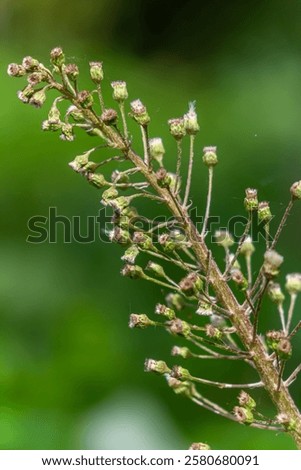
8, 48, 301, 449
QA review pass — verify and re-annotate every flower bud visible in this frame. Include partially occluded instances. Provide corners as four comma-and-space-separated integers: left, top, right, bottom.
196, 300, 213, 316
102, 187, 119, 204
210, 314, 226, 328
132, 231, 154, 250
67, 105, 85, 122
17, 85, 35, 103
64, 63, 79, 81
156, 167, 171, 188
189, 443, 211, 450
22, 56, 40, 71
171, 365, 192, 381
167, 318, 191, 337
130, 99, 150, 126
285, 273, 301, 295
238, 391, 256, 410
168, 118, 186, 140
166, 376, 192, 395
78, 90, 94, 108
205, 324, 223, 340
159, 233, 176, 252
144, 359, 170, 374
244, 188, 258, 212
183, 102, 200, 135
276, 413, 296, 431
29, 88, 47, 108
42, 120, 62, 132
27, 71, 48, 86
215, 230, 234, 248
233, 406, 254, 424
155, 303, 175, 320
109, 227, 131, 245
290, 181, 301, 200
7, 63, 26, 77
166, 293, 185, 311
60, 123, 74, 141
171, 346, 191, 359
87, 173, 107, 188
129, 313, 155, 329
263, 250, 284, 278
146, 261, 165, 278
266, 330, 285, 351
267, 282, 285, 305
101, 108, 118, 126
89, 61, 104, 83
240, 236, 255, 257
202, 146, 218, 167
111, 170, 130, 185
231, 270, 248, 291
50, 47, 65, 67
111, 81, 128, 102
277, 338, 292, 361
179, 272, 203, 297
121, 245, 140, 264
258, 201, 272, 223
121, 264, 144, 279
149, 138, 165, 166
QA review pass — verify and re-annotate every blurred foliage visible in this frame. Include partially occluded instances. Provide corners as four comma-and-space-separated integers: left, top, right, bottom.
1, 0, 301, 450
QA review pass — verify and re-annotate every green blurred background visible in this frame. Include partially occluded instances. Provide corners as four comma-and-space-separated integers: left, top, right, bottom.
1, 0, 301, 450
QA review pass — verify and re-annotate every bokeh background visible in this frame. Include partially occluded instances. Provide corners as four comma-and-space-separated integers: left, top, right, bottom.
1, 0, 301, 450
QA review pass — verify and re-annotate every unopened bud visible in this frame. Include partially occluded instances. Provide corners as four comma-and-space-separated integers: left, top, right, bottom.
130, 99, 150, 126
17, 85, 35, 103
111, 81, 128, 102
231, 270, 248, 291
109, 227, 130, 245
87, 173, 107, 188
267, 282, 285, 305
290, 181, 301, 200
244, 188, 258, 212
240, 236, 255, 257
121, 264, 144, 279
168, 118, 186, 140
285, 273, 301, 295
121, 245, 139, 264
205, 324, 223, 340
277, 338, 292, 360
202, 146, 218, 167
101, 108, 118, 125
189, 443, 211, 450
7, 63, 26, 77
149, 138, 165, 166
168, 318, 191, 337
266, 330, 285, 351
196, 300, 213, 316
132, 231, 154, 250
171, 346, 191, 359
155, 303, 175, 320
22, 56, 40, 71
233, 406, 254, 424
102, 187, 119, 204
179, 272, 203, 297
60, 123, 74, 142
29, 88, 47, 108
171, 365, 192, 381
50, 47, 65, 67
166, 293, 185, 311
144, 358, 170, 374
258, 201, 272, 223
215, 230, 234, 248
183, 102, 200, 135
238, 391, 256, 410
146, 261, 165, 278
129, 313, 154, 329
263, 250, 284, 278
166, 376, 192, 395
64, 63, 79, 81
78, 90, 94, 108
89, 61, 104, 83
158, 233, 176, 252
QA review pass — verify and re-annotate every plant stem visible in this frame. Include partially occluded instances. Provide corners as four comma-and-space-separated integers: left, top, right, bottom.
201, 166, 213, 238
183, 135, 195, 208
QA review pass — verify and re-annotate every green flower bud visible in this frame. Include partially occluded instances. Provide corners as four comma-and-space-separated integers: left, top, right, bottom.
111, 170, 130, 185
166, 376, 192, 395
144, 358, 170, 374
167, 318, 191, 337
159, 233, 177, 252
27, 71, 48, 86
29, 88, 47, 108
263, 250, 284, 278
109, 227, 131, 245
233, 406, 254, 424
7, 63, 26, 77
102, 187, 119, 204
277, 338, 292, 361
238, 391, 256, 410
258, 201, 272, 222
60, 123, 74, 141
277, 413, 296, 431
129, 313, 155, 329
285, 273, 301, 295
205, 324, 223, 340
168, 117, 186, 140
130, 99, 150, 126
132, 231, 154, 250
64, 63, 79, 81
87, 173, 107, 188
121, 245, 140, 264
231, 270, 248, 291
101, 108, 118, 126
78, 90, 94, 108
17, 85, 35, 103
42, 120, 62, 132
183, 102, 200, 135
189, 443, 211, 451
22, 56, 40, 71
290, 181, 301, 200
166, 293, 185, 311
67, 105, 85, 122
156, 167, 172, 188
108, 196, 130, 212
267, 282, 285, 305
111, 81, 128, 102
244, 188, 258, 212
121, 264, 144, 279
240, 236, 255, 257
266, 330, 285, 351
171, 365, 192, 381
155, 303, 175, 320
171, 346, 191, 359
145, 261, 165, 278
215, 230, 234, 248
179, 272, 203, 297
50, 47, 65, 67
196, 300, 213, 316
149, 138, 165, 166
203, 146, 218, 167
89, 61, 104, 83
